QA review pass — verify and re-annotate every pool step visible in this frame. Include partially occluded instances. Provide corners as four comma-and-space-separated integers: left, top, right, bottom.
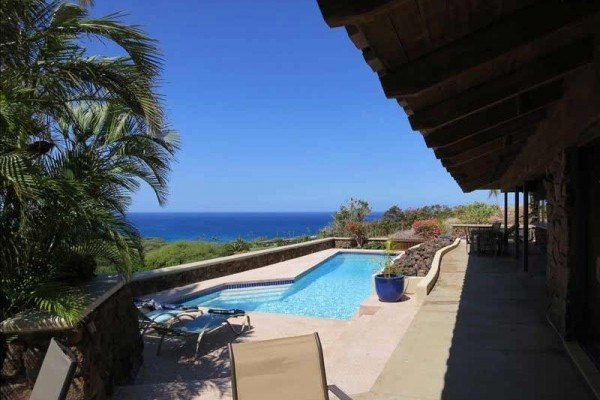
191, 284, 293, 306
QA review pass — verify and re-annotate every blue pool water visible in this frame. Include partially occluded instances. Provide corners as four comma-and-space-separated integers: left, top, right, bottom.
181, 252, 389, 320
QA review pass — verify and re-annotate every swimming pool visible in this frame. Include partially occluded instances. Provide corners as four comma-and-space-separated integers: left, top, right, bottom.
180, 252, 389, 320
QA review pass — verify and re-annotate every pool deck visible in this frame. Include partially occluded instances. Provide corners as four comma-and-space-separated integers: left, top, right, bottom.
113, 248, 417, 399
113, 241, 596, 399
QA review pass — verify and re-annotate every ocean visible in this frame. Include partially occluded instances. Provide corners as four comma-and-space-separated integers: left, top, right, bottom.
127, 212, 384, 242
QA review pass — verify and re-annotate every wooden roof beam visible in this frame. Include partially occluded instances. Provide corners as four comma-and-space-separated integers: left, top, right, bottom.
445, 147, 520, 176
435, 122, 540, 160
448, 157, 500, 177
408, 38, 595, 131
424, 80, 562, 148
462, 158, 515, 190
462, 176, 502, 192
457, 149, 521, 191
363, 48, 386, 73
379, 1, 599, 97
318, 0, 409, 28
456, 157, 517, 192
346, 26, 369, 49
441, 138, 528, 168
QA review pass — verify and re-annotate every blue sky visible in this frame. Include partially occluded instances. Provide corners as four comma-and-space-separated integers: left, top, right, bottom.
89, 1, 492, 212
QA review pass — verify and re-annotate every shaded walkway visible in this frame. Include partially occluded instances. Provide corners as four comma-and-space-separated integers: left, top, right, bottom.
360, 241, 593, 400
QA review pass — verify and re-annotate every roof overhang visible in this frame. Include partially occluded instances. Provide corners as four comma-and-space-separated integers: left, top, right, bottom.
317, 0, 600, 191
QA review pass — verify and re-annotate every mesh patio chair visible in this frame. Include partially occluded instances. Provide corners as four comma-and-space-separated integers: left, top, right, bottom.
135, 299, 202, 335
228, 332, 352, 400
154, 308, 251, 357
136, 306, 202, 336
30, 338, 76, 400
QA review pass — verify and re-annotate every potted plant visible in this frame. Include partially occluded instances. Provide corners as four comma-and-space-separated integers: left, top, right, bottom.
374, 240, 405, 302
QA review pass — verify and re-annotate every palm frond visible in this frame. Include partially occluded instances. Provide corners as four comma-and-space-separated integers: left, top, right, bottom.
0, 153, 40, 197
0, 0, 176, 322
30, 281, 87, 323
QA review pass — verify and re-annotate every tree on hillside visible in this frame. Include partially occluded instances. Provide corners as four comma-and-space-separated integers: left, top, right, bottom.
0, 0, 177, 322
383, 205, 403, 222
318, 198, 371, 236
333, 198, 371, 226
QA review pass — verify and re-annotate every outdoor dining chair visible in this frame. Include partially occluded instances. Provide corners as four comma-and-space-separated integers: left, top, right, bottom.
228, 332, 352, 400
30, 338, 76, 400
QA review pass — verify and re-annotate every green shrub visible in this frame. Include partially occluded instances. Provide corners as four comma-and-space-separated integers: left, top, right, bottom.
142, 237, 168, 252
363, 241, 386, 250
412, 219, 442, 239
144, 241, 228, 270
223, 238, 251, 255
345, 221, 367, 247
454, 202, 499, 224
381, 204, 453, 231
365, 219, 398, 236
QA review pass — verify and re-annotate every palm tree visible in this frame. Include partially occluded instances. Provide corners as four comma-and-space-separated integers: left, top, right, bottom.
0, 0, 177, 322
488, 189, 500, 201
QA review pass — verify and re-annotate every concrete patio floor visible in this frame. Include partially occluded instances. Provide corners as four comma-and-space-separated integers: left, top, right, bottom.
357, 241, 594, 400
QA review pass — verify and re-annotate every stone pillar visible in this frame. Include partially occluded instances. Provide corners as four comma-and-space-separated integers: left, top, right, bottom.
523, 182, 529, 272
515, 188, 520, 259
503, 191, 508, 251
544, 150, 577, 338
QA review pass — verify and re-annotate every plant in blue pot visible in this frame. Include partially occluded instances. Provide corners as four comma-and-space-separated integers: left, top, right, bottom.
374, 241, 405, 302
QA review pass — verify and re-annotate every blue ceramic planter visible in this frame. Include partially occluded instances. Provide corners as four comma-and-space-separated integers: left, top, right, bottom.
374, 273, 405, 302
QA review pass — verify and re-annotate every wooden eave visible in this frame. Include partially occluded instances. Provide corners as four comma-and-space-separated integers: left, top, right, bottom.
317, 0, 600, 191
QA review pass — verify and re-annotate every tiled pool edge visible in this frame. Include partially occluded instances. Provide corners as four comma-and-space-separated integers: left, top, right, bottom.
175, 279, 295, 303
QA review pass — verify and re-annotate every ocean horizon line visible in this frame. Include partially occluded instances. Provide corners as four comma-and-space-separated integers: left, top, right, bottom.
127, 211, 386, 214
126, 211, 385, 242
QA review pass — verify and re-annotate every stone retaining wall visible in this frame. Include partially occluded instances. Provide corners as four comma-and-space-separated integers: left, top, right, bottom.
416, 239, 461, 304
1, 285, 142, 399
